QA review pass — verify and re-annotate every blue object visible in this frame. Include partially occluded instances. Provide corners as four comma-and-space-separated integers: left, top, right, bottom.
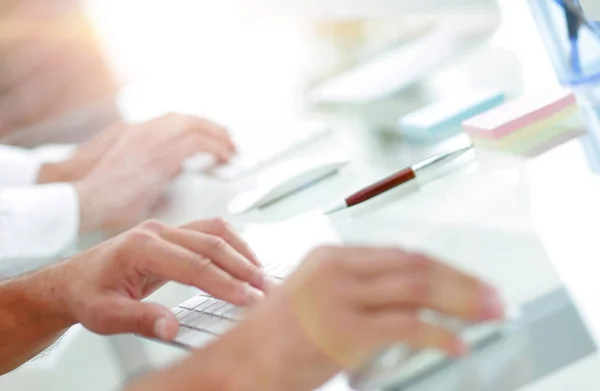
530, 0, 600, 85
529, 0, 600, 172
397, 90, 505, 144
563, 1, 582, 74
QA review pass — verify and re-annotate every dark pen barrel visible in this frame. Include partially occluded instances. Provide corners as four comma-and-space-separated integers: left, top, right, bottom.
345, 168, 416, 207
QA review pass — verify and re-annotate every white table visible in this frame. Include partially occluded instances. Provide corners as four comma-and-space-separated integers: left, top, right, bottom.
2, 87, 598, 391
3, 126, 593, 391
141, 115, 600, 391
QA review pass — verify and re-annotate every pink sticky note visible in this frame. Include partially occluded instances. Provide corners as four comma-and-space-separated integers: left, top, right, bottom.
462, 90, 577, 140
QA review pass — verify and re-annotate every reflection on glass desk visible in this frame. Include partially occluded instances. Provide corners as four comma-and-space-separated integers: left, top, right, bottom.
381, 288, 596, 391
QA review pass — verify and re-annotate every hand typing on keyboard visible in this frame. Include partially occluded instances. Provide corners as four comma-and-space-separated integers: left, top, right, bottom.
69, 113, 237, 232
0, 217, 271, 375
126, 246, 506, 391
50, 218, 267, 340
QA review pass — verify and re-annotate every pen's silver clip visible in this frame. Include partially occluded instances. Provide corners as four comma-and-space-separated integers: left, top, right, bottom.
412, 145, 473, 173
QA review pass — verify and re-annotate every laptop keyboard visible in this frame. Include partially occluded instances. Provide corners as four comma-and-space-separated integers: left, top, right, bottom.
171, 263, 295, 348
170, 262, 514, 390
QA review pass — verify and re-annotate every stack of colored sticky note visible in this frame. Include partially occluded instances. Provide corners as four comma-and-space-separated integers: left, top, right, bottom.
462, 89, 583, 156
398, 90, 505, 143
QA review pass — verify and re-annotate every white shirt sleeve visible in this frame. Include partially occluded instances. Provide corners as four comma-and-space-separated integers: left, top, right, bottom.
0, 145, 43, 186
0, 183, 80, 273
0, 144, 76, 187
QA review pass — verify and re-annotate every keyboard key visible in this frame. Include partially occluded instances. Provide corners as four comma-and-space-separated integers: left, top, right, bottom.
211, 303, 237, 317
202, 317, 236, 335
174, 309, 191, 321
175, 326, 215, 348
174, 325, 201, 342
222, 306, 246, 321
180, 295, 212, 311
204, 301, 231, 317
185, 329, 216, 348
195, 298, 221, 312
180, 311, 207, 328
184, 312, 237, 335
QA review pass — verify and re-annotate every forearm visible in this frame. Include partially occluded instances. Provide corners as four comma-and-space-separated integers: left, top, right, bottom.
124, 326, 262, 391
0, 144, 76, 187
0, 266, 75, 375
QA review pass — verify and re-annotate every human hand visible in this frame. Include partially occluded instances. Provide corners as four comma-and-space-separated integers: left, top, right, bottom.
64, 113, 235, 231
45, 218, 264, 341
205, 246, 506, 391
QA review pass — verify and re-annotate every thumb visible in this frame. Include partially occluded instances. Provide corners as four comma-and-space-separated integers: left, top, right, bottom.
100, 298, 180, 341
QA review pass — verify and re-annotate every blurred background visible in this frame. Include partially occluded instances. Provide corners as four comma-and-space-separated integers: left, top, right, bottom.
0, 0, 560, 145
0, 0, 568, 390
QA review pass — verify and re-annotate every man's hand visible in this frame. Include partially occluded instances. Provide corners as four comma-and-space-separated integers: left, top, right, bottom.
54, 218, 263, 340
134, 246, 505, 391
38, 113, 236, 231
0, 218, 264, 374
250, 246, 504, 390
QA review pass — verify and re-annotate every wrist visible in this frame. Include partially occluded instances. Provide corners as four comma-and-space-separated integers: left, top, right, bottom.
143, 331, 259, 391
11, 265, 77, 332
74, 179, 103, 232
37, 161, 75, 184
221, 295, 341, 391
160, 310, 288, 391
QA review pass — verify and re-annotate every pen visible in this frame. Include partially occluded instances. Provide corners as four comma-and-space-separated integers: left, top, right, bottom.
563, 0, 582, 74
325, 145, 473, 214
558, 0, 597, 34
